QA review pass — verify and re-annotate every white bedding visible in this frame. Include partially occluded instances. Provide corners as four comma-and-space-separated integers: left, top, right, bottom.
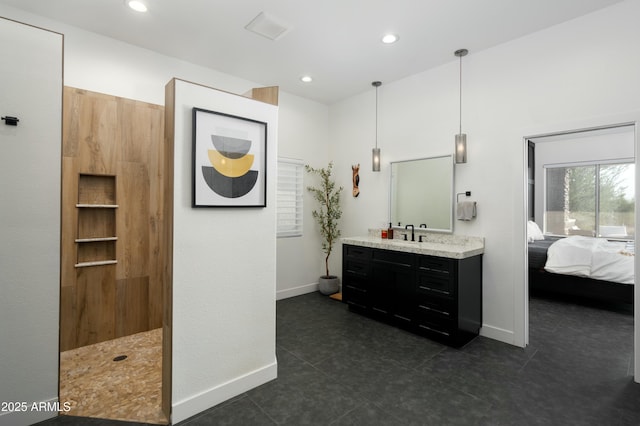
544, 236, 635, 285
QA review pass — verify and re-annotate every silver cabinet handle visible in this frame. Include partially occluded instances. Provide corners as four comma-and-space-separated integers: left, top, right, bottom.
418, 324, 450, 336
418, 285, 449, 295
419, 305, 450, 316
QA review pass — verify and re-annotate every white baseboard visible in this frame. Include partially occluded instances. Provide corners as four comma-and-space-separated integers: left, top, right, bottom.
276, 282, 318, 300
171, 360, 277, 424
480, 324, 521, 347
0, 397, 59, 426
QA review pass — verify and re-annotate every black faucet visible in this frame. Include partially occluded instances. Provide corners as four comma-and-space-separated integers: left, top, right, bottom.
405, 224, 415, 241
419, 224, 427, 228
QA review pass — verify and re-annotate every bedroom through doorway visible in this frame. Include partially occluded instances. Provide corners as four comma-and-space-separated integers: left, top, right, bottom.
524, 123, 636, 350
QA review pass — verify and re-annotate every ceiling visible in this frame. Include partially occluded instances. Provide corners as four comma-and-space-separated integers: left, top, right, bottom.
0, 0, 625, 104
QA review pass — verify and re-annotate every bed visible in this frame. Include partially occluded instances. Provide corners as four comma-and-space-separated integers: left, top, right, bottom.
527, 221, 634, 305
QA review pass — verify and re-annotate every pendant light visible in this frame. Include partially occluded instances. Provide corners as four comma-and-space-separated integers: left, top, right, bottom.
454, 49, 468, 164
372, 81, 382, 172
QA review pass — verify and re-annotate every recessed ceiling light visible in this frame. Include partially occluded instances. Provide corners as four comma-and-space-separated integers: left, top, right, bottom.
300, 75, 313, 83
127, 0, 148, 12
381, 33, 399, 44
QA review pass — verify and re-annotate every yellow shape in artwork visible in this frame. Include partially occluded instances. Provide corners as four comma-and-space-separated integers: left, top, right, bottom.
208, 150, 255, 177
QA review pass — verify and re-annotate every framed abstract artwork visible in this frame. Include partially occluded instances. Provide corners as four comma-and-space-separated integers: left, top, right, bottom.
192, 107, 267, 207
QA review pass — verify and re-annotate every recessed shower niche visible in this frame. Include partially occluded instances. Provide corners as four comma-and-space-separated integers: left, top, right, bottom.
75, 174, 118, 268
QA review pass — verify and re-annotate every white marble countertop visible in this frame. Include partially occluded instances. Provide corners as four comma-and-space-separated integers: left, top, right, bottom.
342, 234, 484, 259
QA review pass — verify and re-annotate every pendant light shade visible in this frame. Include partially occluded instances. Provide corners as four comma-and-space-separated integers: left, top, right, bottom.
454, 49, 468, 164
372, 147, 381, 171
455, 133, 467, 164
372, 81, 382, 172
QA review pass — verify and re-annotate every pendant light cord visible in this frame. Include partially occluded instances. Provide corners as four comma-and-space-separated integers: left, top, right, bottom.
375, 84, 379, 150
459, 54, 462, 135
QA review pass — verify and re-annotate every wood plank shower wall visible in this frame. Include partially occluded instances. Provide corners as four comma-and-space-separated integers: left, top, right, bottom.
61, 87, 165, 351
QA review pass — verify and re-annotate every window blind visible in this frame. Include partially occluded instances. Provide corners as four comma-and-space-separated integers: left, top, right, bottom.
277, 158, 304, 238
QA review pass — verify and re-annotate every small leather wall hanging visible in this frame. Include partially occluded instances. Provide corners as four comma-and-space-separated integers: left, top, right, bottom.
352, 164, 360, 197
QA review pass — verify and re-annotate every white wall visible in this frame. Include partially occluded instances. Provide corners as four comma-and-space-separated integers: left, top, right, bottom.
0, 18, 62, 426
329, 0, 640, 346
169, 79, 278, 423
276, 92, 329, 298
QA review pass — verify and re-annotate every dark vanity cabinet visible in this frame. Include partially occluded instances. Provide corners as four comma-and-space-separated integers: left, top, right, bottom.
342, 244, 482, 347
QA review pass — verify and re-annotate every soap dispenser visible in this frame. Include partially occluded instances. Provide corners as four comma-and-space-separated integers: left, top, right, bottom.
387, 223, 394, 240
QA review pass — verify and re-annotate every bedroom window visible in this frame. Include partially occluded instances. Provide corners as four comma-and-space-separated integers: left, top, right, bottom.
545, 162, 635, 239
277, 158, 304, 238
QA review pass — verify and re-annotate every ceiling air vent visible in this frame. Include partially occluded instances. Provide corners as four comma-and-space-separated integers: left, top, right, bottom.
245, 12, 291, 41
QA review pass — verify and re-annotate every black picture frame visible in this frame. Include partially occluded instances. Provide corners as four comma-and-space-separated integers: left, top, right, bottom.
192, 107, 267, 207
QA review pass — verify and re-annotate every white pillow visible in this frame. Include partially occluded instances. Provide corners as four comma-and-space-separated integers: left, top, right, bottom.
527, 221, 545, 243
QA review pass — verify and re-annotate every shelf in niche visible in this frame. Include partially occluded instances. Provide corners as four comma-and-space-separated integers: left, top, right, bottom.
75, 260, 118, 268
75, 237, 118, 243
76, 204, 119, 208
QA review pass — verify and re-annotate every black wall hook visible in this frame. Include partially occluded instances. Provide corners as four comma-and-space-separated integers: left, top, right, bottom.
2, 116, 19, 126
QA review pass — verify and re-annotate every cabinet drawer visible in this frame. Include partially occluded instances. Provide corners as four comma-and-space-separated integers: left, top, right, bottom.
345, 245, 371, 260
418, 256, 454, 275
344, 259, 368, 277
416, 298, 455, 322
416, 317, 455, 338
343, 272, 368, 290
417, 273, 454, 298
372, 249, 413, 267
343, 284, 368, 308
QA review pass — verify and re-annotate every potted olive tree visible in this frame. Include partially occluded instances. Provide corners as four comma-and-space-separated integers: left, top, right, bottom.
305, 162, 343, 295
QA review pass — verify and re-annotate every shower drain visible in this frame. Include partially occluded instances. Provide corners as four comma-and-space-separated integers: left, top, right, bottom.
113, 355, 128, 362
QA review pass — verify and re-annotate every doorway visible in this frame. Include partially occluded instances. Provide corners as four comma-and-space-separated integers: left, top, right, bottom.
523, 123, 636, 372
59, 87, 169, 424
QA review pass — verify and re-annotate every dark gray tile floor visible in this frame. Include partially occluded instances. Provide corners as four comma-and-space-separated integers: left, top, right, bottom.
39, 293, 639, 425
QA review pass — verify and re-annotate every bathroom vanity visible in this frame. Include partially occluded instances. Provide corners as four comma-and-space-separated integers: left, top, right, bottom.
342, 234, 484, 347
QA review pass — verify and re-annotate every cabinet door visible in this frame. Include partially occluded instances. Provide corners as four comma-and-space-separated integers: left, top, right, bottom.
390, 266, 416, 324
370, 263, 393, 315
371, 254, 415, 323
